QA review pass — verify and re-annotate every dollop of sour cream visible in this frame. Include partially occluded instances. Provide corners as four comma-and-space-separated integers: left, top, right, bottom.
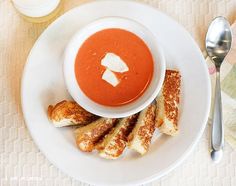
102, 69, 120, 87
101, 53, 129, 87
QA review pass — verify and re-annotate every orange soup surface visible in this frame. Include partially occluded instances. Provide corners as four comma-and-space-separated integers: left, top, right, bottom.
75, 28, 154, 106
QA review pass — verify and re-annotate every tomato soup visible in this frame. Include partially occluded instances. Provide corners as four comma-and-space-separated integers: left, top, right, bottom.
75, 28, 154, 106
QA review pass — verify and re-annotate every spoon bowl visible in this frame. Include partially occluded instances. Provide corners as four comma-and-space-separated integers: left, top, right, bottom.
206, 16, 232, 67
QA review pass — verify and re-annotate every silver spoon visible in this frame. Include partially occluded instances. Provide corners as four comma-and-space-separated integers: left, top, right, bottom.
206, 16, 232, 163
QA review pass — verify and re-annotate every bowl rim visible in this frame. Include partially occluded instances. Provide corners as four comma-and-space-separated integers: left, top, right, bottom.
63, 16, 166, 118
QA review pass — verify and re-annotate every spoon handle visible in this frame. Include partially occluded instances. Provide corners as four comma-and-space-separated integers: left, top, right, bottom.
211, 70, 224, 158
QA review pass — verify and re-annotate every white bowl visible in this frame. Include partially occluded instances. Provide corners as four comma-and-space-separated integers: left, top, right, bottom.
64, 17, 166, 118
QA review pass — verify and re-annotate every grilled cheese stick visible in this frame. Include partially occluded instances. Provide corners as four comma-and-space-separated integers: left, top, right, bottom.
155, 70, 181, 136
96, 114, 138, 159
74, 118, 117, 152
48, 100, 97, 127
128, 104, 156, 155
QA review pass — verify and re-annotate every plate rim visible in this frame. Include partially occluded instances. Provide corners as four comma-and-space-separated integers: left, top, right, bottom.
21, 1, 211, 185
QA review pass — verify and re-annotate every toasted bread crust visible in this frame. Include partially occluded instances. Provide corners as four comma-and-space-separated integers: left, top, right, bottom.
74, 118, 117, 152
156, 70, 181, 136
128, 104, 156, 155
96, 114, 138, 159
48, 69, 181, 158
47, 100, 97, 127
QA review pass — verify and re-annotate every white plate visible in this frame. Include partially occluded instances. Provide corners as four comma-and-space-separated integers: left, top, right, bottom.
21, 1, 211, 186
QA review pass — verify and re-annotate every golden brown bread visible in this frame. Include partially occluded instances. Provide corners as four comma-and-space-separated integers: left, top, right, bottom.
96, 114, 138, 159
155, 70, 181, 136
47, 100, 97, 127
74, 118, 117, 152
127, 103, 156, 155
48, 69, 181, 158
